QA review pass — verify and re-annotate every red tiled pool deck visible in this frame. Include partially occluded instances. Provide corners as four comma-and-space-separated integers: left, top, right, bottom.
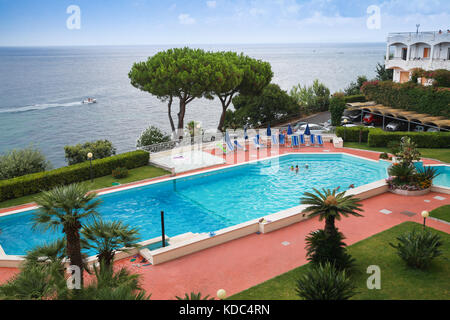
0, 143, 448, 298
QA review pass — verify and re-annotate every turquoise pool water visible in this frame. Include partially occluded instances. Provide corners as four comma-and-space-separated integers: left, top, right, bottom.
0, 154, 389, 256
431, 165, 450, 188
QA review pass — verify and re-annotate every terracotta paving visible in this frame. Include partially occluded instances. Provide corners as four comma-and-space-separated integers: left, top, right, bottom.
0, 142, 448, 298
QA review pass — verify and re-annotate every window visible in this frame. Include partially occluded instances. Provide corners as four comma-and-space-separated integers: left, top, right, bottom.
423, 47, 429, 58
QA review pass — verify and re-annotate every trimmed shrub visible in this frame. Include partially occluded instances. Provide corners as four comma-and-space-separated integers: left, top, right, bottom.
305, 229, 355, 271
296, 262, 356, 300
361, 80, 450, 118
390, 229, 443, 269
335, 126, 371, 143
0, 146, 52, 180
368, 130, 450, 148
343, 94, 366, 104
0, 151, 149, 202
64, 140, 117, 165
329, 94, 347, 127
111, 167, 129, 179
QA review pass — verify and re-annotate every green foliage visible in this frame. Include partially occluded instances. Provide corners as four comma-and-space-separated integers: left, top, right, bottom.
367, 130, 450, 148
136, 126, 171, 147
335, 126, 370, 142
0, 146, 52, 180
387, 140, 401, 155
290, 79, 330, 114
227, 83, 298, 128
301, 188, 363, 236
390, 229, 443, 269
396, 137, 421, 165
375, 62, 393, 81
379, 152, 390, 160
329, 94, 347, 126
361, 80, 450, 118
0, 151, 149, 202
295, 262, 356, 300
64, 140, 116, 165
81, 219, 140, 267
176, 292, 215, 300
430, 69, 450, 87
343, 94, 366, 103
388, 163, 416, 185
305, 229, 355, 271
111, 167, 129, 179
344, 75, 368, 96
212, 52, 273, 131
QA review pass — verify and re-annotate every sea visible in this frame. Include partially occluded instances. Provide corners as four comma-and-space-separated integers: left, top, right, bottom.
0, 43, 385, 167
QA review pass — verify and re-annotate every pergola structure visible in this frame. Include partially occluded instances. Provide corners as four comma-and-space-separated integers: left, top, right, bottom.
347, 101, 450, 132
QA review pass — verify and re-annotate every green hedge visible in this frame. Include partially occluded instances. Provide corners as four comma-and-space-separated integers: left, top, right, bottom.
336, 126, 371, 142
361, 80, 450, 118
368, 131, 450, 148
0, 151, 149, 202
343, 94, 367, 103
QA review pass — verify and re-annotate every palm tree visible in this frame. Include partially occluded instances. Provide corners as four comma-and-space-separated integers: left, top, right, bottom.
0, 240, 68, 300
175, 292, 215, 300
81, 219, 140, 268
33, 183, 101, 285
301, 188, 363, 236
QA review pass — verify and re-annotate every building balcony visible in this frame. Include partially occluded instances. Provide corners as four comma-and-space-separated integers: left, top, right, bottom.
385, 58, 450, 71
387, 31, 450, 45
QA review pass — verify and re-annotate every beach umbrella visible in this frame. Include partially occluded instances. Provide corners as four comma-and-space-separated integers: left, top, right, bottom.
267, 124, 271, 137
287, 124, 293, 135
304, 123, 311, 136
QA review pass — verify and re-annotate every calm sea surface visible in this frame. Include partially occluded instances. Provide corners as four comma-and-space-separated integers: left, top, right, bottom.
0, 43, 385, 167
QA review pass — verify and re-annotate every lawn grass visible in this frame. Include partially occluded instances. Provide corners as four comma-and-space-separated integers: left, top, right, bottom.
430, 205, 450, 223
0, 165, 169, 209
229, 222, 450, 300
343, 142, 450, 163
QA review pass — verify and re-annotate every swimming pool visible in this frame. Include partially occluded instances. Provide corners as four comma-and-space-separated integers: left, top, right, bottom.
430, 165, 450, 188
0, 153, 390, 256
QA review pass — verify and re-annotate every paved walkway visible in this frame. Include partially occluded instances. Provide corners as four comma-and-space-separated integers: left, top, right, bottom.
0, 142, 448, 298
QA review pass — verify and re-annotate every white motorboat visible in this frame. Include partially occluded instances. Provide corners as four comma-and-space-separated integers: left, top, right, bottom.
82, 98, 97, 104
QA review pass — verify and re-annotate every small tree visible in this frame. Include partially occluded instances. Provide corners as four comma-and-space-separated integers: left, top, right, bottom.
64, 140, 116, 165
344, 75, 368, 96
290, 79, 330, 114
82, 219, 140, 268
329, 93, 347, 126
136, 126, 171, 147
396, 137, 421, 166
33, 184, 101, 285
375, 62, 393, 81
0, 145, 51, 180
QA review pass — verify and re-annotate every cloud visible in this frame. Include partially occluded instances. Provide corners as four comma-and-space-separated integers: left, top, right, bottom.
178, 13, 196, 25
206, 1, 217, 8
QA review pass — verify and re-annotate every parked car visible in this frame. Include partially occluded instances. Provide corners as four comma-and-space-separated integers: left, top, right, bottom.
427, 127, 439, 132
293, 121, 308, 131
295, 123, 331, 135
323, 117, 353, 127
386, 121, 408, 132
363, 114, 383, 126
413, 125, 425, 132
343, 109, 362, 121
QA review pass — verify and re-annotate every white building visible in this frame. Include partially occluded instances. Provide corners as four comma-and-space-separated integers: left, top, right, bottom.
385, 31, 450, 83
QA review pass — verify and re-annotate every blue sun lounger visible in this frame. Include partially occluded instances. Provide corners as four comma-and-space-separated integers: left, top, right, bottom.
310, 134, 316, 146
271, 135, 279, 145
299, 134, 306, 146
225, 132, 235, 152
291, 135, 300, 148
253, 136, 266, 149
317, 135, 324, 147
279, 134, 286, 146
234, 139, 246, 151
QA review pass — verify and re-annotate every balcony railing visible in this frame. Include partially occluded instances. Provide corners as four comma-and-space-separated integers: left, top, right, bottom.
388, 31, 450, 44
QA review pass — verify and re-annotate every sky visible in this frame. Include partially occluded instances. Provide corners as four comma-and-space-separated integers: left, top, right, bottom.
0, 0, 449, 46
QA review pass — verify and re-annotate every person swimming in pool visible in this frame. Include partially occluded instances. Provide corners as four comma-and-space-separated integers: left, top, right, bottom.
290, 165, 294, 171
305, 164, 309, 169
295, 165, 299, 173
349, 184, 355, 189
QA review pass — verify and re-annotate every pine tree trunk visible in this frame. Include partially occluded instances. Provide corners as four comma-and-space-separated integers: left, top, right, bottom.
167, 96, 176, 134
177, 99, 186, 139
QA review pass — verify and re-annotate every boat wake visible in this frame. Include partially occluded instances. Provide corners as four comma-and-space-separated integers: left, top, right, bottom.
0, 101, 84, 114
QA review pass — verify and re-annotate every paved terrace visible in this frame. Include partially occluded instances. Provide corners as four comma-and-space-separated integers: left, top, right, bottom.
0, 142, 448, 298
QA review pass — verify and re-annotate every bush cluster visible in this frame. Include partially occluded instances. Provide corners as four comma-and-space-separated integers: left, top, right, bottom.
335, 126, 371, 142
361, 80, 450, 118
64, 140, 117, 165
0, 151, 149, 202
368, 130, 450, 148
0, 146, 52, 180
